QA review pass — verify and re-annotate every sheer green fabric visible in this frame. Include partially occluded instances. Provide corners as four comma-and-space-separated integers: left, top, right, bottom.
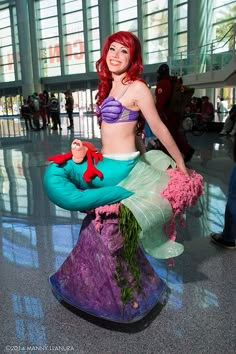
118, 150, 184, 259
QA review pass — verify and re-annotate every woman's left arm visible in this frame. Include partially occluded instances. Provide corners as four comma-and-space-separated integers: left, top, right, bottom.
133, 81, 188, 175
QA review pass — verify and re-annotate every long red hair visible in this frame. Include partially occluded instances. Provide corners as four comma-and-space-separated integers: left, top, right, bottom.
96, 31, 144, 106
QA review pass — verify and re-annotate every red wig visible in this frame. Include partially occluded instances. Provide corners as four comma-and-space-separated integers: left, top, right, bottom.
96, 31, 144, 106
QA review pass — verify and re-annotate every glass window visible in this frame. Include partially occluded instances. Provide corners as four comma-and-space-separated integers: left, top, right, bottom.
116, 0, 137, 10
89, 6, 98, 18
90, 50, 100, 71
89, 0, 97, 6
116, 20, 138, 33
176, 18, 187, 32
116, 7, 137, 22
64, 11, 83, 25
65, 62, 86, 75
146, 49, 168, 64
64, 32, 85, 74
213, 0, 236, 23
143, 0, 168, 65
87, 0, 100, 72
0, 34, 12, 47
145, 21, 168, 38
0, 9, 10, 27
89, 37, 100, 51
41, 62, 61, 77
38, 5, 57, 18
39, 26, 59, 38
114, 0, 138, 33
89, 28, 99, 41
38, 0, 57, 8
173, 1, 188, 54
38, 18, 59, 35
64, 21, 84, 34
212, 0, 236, 46
12, 6, 21, 81
0, 70, 15, 83
145, 0, 168, 12
0, 27, 12, 40
0, 7, 17, 82
145, 11, 167, 28
64, 0, 83, 13
35, 0, 60, 77
88, 16, 99, 28
175, 32, 187, 52
60, 0, 87, 73
176, 2, 187, 18
0, 46, 13, 58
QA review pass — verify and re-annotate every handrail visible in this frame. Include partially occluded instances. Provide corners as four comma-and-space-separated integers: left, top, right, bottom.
168, 24, 236, 77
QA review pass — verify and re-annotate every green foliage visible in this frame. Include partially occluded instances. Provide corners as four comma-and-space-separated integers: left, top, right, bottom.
215, 5, 236, 49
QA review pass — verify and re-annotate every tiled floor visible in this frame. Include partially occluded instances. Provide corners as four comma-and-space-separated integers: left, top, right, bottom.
0, 115, 235, 354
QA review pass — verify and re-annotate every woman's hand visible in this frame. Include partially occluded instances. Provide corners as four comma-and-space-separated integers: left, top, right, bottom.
176, 159, 190, 176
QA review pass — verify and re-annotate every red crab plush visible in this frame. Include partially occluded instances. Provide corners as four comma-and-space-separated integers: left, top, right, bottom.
47, 139, 103, 182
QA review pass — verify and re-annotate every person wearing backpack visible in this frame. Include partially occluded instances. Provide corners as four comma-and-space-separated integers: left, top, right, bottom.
155, 64, 195, 163
49, 93, 61, 130
20, 97, 34, 130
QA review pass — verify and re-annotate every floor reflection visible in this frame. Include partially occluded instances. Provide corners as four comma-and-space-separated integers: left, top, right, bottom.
0, 118, 235, 353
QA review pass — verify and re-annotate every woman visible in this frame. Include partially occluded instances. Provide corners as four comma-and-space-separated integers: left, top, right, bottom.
43, 31, 203, 322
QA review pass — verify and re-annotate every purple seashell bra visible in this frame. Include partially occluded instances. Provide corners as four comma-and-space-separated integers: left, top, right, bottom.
96, 85, 139, 124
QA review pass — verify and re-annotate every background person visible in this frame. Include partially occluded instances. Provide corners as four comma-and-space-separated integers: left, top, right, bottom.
201, 96, 214, 122
43, 89, 51, 125
65, 89, 74, 129
217, 97, 228, 122
210, 138, 236, 249
49, 93, 61, 130
220, 104, 236, 136
155, 64, 195, 163
20, 98, 34, 131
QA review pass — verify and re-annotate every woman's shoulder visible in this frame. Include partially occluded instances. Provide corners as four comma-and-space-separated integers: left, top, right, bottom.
131, 80, 153, 100
132, 79, 147, 88
130, 80, 149, 95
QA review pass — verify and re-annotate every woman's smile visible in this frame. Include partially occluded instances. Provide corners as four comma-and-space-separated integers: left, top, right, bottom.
106, 41, 130, 74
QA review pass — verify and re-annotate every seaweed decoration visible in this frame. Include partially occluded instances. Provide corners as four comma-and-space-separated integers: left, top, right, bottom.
115, 205, 142, 304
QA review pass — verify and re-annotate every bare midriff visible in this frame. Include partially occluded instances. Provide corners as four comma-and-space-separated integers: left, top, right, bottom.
101, 121, 137, 154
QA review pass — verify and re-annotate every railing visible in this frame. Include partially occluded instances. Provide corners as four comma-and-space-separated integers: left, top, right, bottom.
168, 24, 236, 77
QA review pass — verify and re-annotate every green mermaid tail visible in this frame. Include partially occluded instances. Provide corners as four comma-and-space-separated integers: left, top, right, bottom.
118, 150, 184, 259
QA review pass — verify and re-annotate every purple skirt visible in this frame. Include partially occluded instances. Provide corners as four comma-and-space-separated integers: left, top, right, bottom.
49, 208, 167, 323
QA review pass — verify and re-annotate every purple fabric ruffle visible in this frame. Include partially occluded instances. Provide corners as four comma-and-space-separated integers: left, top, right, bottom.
50, 206, 167, 322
